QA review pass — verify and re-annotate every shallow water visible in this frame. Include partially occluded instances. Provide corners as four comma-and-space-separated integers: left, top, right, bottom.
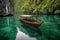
0, 15, 60, 40
15, 15, 60, 40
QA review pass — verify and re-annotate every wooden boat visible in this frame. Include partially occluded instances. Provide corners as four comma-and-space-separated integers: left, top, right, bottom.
20, 17, 42, 26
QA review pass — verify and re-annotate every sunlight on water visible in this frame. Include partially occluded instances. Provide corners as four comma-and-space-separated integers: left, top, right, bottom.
16, 27, 36, 40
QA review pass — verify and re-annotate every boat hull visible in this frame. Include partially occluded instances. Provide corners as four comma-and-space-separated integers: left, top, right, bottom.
20, 17, 42, 26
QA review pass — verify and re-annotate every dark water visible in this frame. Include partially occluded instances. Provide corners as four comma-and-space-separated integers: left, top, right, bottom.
0, 15, 60, 40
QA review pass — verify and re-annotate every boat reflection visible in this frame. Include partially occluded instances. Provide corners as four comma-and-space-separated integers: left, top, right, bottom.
20, 20, 42, 37
16, 20, 42, 40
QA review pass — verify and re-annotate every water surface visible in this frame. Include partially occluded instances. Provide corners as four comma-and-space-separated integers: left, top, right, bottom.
0, 15, 60, 40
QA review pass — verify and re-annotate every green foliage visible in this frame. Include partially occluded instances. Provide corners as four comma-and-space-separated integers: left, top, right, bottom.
13, 0, 24, 13
54, 10, 60, 14
21, 0, 60, 14
33, 0, 60, 14
21, 0, 42, 14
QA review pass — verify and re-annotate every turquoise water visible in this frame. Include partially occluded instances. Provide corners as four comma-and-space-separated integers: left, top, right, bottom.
0, 16, 17, 40
15, 15, 60, 40
0, 15, 60, 40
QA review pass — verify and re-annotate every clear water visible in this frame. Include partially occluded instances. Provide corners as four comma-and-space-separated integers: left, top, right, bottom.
0, 15, 60, 40
15, 15, 60, 40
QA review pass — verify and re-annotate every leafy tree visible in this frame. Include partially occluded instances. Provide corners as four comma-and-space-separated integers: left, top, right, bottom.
13, 0, 24, 13
18, 0, 60, 14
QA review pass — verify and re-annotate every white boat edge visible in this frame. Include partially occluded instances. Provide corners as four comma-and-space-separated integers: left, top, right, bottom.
20, 15, 37, 17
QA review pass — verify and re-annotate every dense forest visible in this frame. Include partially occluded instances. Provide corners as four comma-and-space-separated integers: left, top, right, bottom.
14, 0, 60, 14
